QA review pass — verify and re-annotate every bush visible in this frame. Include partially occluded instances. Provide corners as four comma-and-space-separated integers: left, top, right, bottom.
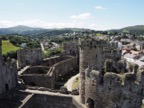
43, 47, 62, 58
3, 51, 17, 60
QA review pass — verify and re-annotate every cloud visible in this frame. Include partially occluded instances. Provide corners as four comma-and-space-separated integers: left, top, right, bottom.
0, 19, 84, 29
70, 13, 93, 20
95, 6, 107, 10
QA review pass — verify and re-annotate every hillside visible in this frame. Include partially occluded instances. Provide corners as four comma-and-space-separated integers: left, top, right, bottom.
109, 25, 144, 35
0, 25, 44, 34
0, 25, 93, 37
2, 40, 20, 54
120, 25, 144, 34
1, 25, 144, 36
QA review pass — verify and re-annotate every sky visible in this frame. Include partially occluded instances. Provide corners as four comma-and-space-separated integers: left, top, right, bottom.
0, 0, 144, 30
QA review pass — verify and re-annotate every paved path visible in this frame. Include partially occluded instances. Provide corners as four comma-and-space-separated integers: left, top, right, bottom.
40, 43, 45, 51
65, 74, 79, 91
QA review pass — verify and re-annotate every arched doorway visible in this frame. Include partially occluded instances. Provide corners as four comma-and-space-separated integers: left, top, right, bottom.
86, 98, 94, 108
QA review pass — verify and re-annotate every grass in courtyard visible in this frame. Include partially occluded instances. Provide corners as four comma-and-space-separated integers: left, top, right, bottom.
2, 40, 20, 55
72, 77, 79, 90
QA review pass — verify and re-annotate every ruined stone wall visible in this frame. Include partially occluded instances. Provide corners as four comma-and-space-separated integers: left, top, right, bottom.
17, 48, 43, 68
52, 56, 78, 81
19, 56, 78, 89
0, 61, 17, 94
84, 70, 144, 108
20, 75, 54, 88
62, 42, 78, 56
0, 39, 18, 94
0, 59, 18, 94
41, 56, 71, 67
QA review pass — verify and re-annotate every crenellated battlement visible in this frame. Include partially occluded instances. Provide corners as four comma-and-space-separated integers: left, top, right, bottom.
89, 70, 141, 86
79, 38, 121, 50
80, 38, 108, 49
84, 67, 144, 108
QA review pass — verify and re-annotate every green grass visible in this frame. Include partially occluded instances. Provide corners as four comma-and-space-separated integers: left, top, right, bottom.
2, 40, 20, 55
72, 77, 79, 90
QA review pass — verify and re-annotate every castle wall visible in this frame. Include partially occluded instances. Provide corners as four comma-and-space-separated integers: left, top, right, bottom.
62, 42, 78, 56
0, 38, 18, 94
17, 48, 43, 68
0, 59, 18, 94
84, 70, 143, 108
41, 56, 71, 67
19, 56, 78, 89
20, 75, 54, 88
52, 56, 78, 81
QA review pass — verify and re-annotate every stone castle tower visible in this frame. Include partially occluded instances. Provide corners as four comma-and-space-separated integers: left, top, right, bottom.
0, 39, 18, 94
79, 38, 144, 108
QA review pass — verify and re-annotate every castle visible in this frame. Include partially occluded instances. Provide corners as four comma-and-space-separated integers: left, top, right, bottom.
79, 38, 144, 108
0, 39, 18, 94
0, 37, 144, 108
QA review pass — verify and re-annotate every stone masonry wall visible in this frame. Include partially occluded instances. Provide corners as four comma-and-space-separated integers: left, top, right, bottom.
19, 56, 78, 89
41, 56, 70, 67
62, 42, 78, 56
33, 94, 76, 108
84, 70, 144, 108
52, 56, 78, 81
17, 48, 43, 68
0, 39, 18, 94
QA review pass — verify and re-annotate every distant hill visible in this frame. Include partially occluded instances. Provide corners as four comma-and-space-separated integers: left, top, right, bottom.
109, 25, 144, 35
121, 25, 144, 34
0, 25, 44, 34
1, 25, 144, 36
0, 25, 92, 37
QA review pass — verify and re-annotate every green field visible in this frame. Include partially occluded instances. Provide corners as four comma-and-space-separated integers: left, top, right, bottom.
2, 40, 20, 55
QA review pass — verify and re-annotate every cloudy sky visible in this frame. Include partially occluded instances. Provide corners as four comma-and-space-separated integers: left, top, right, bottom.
0, 0, 144, 30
